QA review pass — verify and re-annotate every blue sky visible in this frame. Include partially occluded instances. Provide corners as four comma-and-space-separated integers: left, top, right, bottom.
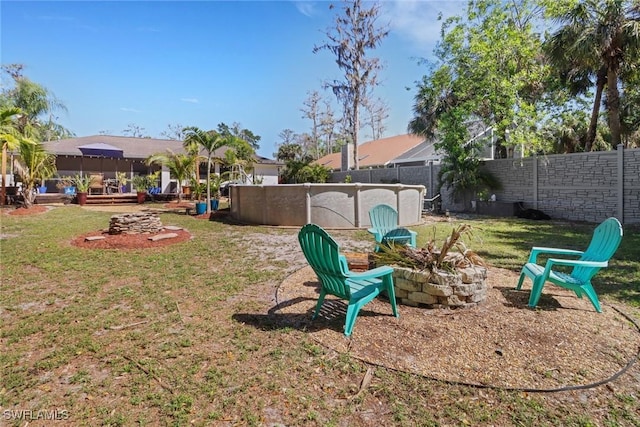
1, 1, 460, 158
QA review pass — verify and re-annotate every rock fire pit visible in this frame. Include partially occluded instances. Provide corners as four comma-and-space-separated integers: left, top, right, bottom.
345, 252, 488, 309
108, 212, 163, 235
391, 265, 488, 308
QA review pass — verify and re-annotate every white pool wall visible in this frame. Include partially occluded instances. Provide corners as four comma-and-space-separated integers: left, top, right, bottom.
229, 183, 426, 228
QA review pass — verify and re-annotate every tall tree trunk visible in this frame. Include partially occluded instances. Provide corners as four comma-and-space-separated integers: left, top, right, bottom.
607, 68, 622, 148
206, 156, 212, 214
585, 68, 606, 152
353, 95, 360, 170
1, 146, 6, 205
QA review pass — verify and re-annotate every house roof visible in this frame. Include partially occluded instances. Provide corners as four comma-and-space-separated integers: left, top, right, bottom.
389, 138, 441, 165
316, 134, 426, 170
42, 135, 282, 164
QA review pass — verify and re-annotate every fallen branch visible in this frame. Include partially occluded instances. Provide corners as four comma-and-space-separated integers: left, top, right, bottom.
122, 355, 174, 394
108, 320, 148, 331
175, 301, 185, 324
351, 367, 374, 399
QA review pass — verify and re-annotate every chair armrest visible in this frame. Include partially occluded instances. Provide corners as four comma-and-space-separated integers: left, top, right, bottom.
528, 247, 584, 263
546, 258, 608, 269
367, 228, 383, 242
347, 265, 394, 280
542, 258, 608, 277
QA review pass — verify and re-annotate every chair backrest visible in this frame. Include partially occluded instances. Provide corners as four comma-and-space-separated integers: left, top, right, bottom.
381, 227, 413, 247
369, 204, 399, 236
298, 223, 351, 300
89, 173, 104, 189
574, 217, 623, 280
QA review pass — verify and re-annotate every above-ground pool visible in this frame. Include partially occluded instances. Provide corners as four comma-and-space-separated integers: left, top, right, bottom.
229, 183, 425, 228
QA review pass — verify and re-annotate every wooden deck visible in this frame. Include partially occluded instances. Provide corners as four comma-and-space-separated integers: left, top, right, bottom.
33, 193, 177, 205
84, 193, 178, 204
84, 194, 138, 204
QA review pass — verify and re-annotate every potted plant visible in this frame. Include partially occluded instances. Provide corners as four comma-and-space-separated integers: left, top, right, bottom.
34, 165, 53, 194
37, 181, 48, 194
56, 176, 76, 195
72, 174, 93, 205
148, 171, 161, 194
191, 178, 207, 215
209, 174, 223, 211
116, 172, 128, 194
131, 175, 149, 204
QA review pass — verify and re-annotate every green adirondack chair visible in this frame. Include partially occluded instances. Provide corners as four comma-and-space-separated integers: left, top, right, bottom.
298, 223, 399, 336
516, 217, 623, 312
368, 204, 417, 251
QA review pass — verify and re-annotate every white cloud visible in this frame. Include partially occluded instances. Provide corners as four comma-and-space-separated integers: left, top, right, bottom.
180, 98, 199, 104
120, 107, 142, 113
382, 1, 462, 53
293, 1, 318, 18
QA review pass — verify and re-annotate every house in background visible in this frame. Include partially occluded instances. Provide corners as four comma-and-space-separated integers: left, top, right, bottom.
316, 134, 429, 171
35, 135, 282, 193
316, 126, 505, 173
387, 138, 442, 167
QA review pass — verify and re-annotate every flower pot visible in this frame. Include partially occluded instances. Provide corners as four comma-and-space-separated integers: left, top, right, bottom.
77, 192, 88, 206
195, 201, 207, 215
37, 185, 47, 194
210, 199, 219, 211
136, 191, 147, 204
182, 186, 191, 196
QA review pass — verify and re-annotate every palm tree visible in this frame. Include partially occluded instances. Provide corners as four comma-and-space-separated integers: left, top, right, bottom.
182, 132, 202, 199
546, 0, 640, 150
183, 127, 233, 213
145, 150, 195, 201
0, 107, 33, 205
8, 76, 69, 140
12, 141, 57, 208
222, 138, 256, 185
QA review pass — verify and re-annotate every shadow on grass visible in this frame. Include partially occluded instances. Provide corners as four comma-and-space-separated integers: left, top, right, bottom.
233, 298, 350, 334
234, 279, 398, 335
472, 220, 639, 306
496, 285, 564, 311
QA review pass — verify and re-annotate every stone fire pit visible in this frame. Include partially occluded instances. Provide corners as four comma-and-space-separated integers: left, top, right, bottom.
345, 253, 488, 309
391, 265, 488, 308
108, 212, 163, 235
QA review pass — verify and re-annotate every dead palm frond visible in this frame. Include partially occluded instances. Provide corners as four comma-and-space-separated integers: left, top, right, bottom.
373, 224, 485, 271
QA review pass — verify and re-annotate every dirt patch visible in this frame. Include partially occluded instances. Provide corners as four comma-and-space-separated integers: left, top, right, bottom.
274, 265, 640, 391
4, 205, 49, 216
71, 229, 192, 249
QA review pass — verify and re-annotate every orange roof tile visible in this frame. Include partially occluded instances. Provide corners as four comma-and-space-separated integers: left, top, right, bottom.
315, 134, 425, 170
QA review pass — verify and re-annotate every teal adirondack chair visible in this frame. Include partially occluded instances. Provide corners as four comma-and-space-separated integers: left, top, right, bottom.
516, 217, 623, 312
298, 223, 399, 336
368, 204, 417, 251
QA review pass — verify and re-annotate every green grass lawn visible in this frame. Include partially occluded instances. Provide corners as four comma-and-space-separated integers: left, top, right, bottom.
411, 217, 640, 308
1, 206, 639, 426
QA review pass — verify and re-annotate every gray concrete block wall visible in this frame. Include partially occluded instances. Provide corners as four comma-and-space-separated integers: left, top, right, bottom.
376, 168, 402, 183
537, 151, 617, 187
398, 167, 432, 187
482, 158, 533, 203
538, 188, 618, 223
624, 149, 640, 224
328, 147, 640, 224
